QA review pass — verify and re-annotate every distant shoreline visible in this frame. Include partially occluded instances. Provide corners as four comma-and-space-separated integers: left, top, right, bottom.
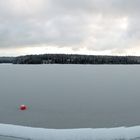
1, 54, 140, 64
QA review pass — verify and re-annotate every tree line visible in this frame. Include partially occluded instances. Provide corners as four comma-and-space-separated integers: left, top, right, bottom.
9, 54, 140, 64
0, 57, 15, 63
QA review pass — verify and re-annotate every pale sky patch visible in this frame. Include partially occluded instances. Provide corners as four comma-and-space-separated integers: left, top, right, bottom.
0, 0, 140, 56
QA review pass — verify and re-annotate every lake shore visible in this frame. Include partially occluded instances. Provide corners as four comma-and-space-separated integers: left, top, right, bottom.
0, 124, 140, 140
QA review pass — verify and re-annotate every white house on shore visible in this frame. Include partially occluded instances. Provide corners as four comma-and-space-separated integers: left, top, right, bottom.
42, 60, 53, 64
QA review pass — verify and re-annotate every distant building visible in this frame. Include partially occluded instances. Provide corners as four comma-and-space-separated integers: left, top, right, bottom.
67, 59, 71, 63
42, 60, 52, 64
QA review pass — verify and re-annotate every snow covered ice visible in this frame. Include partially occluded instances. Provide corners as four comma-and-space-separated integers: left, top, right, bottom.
0, 124, 140, 140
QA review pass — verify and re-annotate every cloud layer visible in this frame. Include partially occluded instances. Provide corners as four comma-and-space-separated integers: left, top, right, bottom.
0, 0, 140, 55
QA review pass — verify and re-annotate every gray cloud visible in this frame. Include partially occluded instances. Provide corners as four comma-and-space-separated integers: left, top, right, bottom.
0, 0, 140, 55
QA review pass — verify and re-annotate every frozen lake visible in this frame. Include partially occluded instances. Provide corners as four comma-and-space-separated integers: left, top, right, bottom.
0, 64, 140, 129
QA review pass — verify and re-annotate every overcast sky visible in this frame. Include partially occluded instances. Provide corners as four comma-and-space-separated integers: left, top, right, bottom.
0, 0, 140, 56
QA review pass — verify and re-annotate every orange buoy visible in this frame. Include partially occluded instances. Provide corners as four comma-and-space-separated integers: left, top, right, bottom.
20, 105, 27, 110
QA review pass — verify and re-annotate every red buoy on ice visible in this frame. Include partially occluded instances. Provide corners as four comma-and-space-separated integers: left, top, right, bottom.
20, 105, 27, 110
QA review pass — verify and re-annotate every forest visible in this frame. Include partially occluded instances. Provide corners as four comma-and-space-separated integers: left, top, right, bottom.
3, 54, 139, 64
0, 57, 15, 63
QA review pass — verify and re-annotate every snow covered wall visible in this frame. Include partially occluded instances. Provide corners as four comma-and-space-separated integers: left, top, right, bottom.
0, 124, 140, 140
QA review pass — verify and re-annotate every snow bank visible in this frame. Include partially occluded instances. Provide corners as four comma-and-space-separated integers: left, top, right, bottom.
0, 124, 140, 140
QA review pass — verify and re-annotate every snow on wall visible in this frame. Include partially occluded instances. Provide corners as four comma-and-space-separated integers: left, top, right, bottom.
0, 124, 140, 140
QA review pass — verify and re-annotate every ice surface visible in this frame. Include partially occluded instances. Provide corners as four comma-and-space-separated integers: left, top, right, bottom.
0, 124, 140, 140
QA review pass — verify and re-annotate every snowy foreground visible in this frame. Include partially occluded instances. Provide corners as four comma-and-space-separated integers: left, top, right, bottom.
0, 124, 140, 140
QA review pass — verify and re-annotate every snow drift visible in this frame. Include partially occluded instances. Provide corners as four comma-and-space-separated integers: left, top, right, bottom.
0, 124, 140, 140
